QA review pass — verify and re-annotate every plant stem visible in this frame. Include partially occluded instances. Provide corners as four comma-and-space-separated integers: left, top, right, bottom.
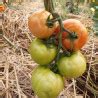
44, 0, 54, 13
55, 19, 63, 62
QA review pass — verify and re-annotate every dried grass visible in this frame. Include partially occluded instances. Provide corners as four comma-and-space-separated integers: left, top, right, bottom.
0, 1, 97, 98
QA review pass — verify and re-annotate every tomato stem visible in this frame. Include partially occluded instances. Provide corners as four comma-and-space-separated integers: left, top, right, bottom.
44, 0, 54, 13
55, 18, 63, 62
44, 0, 78, 72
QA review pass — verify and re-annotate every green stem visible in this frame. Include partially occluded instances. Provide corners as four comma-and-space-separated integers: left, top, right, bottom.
44, 0, 54, 13
55, 19, 63, 62
43, 0, 75, 72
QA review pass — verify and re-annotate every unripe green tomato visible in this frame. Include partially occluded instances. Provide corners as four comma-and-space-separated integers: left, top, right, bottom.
31, 66, 64, 98
28, 38, 57, 65
57, 51, 86, 78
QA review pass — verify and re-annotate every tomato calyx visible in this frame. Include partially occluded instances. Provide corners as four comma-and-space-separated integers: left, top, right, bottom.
66, 32, 78, 40
46, 12, 61, 28
49, 63, 59, 73
42, 35, 57, 46
49, 50, 71, 73
63, 50, 71, 57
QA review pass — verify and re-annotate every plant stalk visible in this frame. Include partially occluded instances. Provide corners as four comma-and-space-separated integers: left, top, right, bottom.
44, 0, 54, 13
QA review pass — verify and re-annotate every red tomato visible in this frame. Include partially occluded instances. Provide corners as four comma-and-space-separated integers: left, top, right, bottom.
54, 19, 88, 51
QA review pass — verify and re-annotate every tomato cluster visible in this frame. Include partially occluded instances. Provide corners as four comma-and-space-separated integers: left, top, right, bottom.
28, 10, 88, 98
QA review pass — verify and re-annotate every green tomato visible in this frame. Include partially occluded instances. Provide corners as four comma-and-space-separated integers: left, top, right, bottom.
28, 38, 57, 65
57, 51, 86, 78
31, 66, 64, 98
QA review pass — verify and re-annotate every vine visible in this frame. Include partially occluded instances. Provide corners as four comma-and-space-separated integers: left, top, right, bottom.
43, 0, 78, 72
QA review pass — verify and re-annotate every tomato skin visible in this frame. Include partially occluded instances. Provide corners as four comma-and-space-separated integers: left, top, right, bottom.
31, 66, 64, 98
28, 38, 57, 65
54, 19, 88, 51
0, 5, 5, 12
57, 51, 86, 78
28, 10, 56, 39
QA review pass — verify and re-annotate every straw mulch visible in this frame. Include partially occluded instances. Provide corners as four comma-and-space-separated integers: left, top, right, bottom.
0, 1, 97, 98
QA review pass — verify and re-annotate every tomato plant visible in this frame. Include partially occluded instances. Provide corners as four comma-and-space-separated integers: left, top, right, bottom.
28, 38, 57, 65
31, 66, 64, 98
54, 19, 88, 51
27, 0, 88, 97
28, 10, 57, 39
57, 51, 86, 78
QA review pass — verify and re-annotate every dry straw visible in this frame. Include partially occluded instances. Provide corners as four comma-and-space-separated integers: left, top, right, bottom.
0, 0, 97, 97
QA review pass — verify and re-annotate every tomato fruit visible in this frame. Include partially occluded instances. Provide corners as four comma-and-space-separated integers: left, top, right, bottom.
57, 51, 86, 78
28, 38, 57, 65
28, 10, 57, 39
54, 19, 88, 51
31, 66, 64, 98
0, 5, 5, 12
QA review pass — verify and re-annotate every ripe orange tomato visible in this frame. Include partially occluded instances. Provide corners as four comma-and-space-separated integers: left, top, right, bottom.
28, 10, 57, 39
0, 5, 5, 12
54, 19, 88, 51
